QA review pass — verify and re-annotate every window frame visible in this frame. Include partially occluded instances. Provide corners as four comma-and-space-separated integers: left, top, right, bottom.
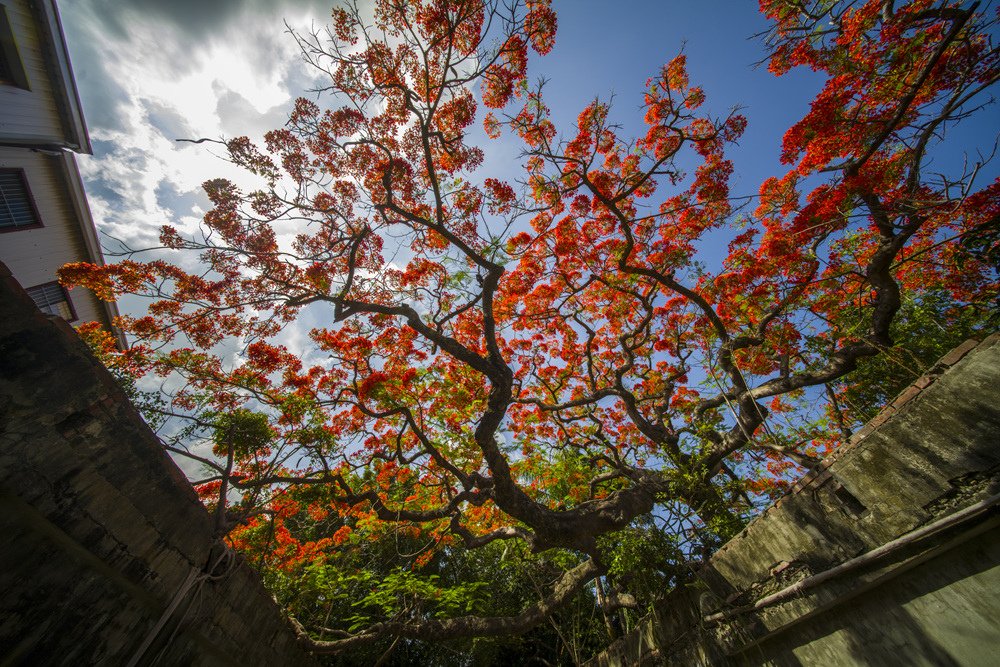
25, 281, 78, 323
0, 168, 44, 233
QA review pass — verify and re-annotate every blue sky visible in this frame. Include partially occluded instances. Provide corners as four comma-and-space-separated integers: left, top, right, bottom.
57, 1, 998, 479
528, 2, 823, 191
59, 2, 820, 249
59, 0, 996, 309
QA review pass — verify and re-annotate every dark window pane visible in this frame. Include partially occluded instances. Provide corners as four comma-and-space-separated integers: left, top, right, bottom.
0, 171, 41, 230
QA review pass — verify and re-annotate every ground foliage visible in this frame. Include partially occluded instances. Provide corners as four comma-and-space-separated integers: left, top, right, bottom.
62, 0, 998, 662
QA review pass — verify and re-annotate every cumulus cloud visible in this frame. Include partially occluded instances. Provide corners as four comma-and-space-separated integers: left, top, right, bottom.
59, 0, 497, 376
60, 0, 333, 254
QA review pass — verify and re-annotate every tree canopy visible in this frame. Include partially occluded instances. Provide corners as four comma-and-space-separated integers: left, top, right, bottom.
63, 0, 998, 660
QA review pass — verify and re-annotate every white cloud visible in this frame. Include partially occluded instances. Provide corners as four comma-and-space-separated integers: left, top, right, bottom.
60, 0, 515, 367
63, 1, 331, 256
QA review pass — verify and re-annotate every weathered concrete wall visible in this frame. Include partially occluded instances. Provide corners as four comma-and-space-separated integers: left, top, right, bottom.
3, 252, 998, 667
589, 334, 1000, 666
0, 264, 316, 666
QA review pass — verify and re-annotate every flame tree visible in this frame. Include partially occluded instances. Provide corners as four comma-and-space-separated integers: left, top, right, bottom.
64, 0, 998, 655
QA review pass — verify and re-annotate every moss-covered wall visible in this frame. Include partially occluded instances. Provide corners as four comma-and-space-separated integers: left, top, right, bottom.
0, 263, 316, 666
588, 334, 1000, 666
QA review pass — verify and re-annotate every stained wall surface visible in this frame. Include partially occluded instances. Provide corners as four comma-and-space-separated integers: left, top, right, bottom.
588, 333, 1000, 667
3, 248, 999, 666
0, 264, 316, 666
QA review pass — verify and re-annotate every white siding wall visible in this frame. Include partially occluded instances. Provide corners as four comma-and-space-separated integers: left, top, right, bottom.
0, 0, 65, 144
0, 147, 106, 325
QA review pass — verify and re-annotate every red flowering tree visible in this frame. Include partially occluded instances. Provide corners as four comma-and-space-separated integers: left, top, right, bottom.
62, 0, 998, 653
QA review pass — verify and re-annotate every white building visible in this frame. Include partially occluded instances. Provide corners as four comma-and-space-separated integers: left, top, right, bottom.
0, 0, 121, 343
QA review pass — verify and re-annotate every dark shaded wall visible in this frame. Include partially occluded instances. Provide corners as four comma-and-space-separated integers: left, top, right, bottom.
0, 264, 316, 666
588, 334, 1000, 666
3, 253, 998, 667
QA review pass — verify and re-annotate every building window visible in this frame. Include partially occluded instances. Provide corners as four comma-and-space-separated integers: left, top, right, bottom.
0, 4, 29, 89
26, 282, 77, 322
0, 170, 43, 231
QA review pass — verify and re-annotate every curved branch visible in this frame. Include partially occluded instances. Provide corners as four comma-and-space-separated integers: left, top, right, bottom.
300, 558, 602, 652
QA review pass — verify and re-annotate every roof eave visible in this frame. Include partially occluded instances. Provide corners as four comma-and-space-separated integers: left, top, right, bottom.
35, 0, 91, 155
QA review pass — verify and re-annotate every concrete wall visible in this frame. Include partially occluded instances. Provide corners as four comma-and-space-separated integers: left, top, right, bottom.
3, 241, 998, 666
0, 264, 316, 666
588, 334, 1000, 666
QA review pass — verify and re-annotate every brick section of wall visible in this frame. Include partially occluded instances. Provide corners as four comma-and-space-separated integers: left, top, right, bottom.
0, 263, 317, 666
587, 333, 1000, 666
